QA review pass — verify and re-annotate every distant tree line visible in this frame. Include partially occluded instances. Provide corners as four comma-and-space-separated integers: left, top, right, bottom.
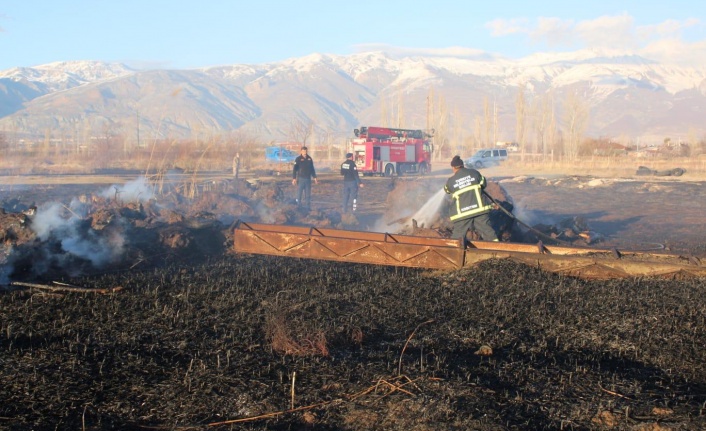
2, 95, 705, 176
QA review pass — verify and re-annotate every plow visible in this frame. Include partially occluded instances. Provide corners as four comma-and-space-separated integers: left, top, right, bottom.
233, 221, 706, 280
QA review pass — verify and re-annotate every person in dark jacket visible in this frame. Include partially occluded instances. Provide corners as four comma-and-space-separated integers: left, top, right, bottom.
292, 146, 318, 210
444, 155, 498, 242
340, 152, 364, 212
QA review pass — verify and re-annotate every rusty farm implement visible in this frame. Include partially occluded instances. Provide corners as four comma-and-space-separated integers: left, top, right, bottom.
232, 221, 706, 280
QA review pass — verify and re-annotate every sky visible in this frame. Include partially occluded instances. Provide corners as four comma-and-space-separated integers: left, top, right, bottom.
1, 0, 705, 70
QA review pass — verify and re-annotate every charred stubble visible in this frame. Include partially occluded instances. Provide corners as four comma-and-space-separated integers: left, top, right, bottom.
1, 256, 706, 430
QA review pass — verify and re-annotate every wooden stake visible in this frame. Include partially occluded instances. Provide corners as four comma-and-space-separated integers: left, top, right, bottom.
10, 281, 124, 294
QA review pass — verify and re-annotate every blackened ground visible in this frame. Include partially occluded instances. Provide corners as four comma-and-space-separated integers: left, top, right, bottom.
495, 175, 706, 255
1, 255, 706, 430
2, 172, 706, 430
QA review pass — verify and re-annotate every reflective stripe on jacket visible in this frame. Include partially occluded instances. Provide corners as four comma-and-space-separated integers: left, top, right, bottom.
444, 167, 493, 221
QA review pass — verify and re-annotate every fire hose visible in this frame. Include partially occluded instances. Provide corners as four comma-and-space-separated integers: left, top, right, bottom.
481, 190, 666, 252
481, 190, 575, 247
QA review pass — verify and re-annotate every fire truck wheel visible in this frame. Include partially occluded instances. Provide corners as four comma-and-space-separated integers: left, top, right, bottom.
384, 164, 395, 177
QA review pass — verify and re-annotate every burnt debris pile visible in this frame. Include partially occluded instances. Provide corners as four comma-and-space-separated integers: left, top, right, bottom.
0, 178, 350, 283
525, 215, 605, 245
1, 173, 633, 286
1, 256, 705, 430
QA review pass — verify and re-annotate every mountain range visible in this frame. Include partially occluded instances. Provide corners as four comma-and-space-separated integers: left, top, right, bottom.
1, 49, 705, 146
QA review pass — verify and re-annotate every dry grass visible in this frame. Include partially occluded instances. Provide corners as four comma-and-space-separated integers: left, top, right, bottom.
487, 154, 706, 180
3, 145, 706, 182
265, 313, 330, 357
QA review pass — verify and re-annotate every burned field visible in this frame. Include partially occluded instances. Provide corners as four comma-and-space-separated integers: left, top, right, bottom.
2, 256, 706, 430
1, 173, 706, 430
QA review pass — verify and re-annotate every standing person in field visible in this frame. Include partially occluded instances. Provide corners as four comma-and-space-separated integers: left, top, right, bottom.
292, 146, 318, 210
444, 155, 499, 243
340, 152, 364, 212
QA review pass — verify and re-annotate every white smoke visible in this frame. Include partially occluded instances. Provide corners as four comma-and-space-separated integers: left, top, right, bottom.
31, 202, 126, 268
0, 244, 13, 285
99, 176, 154, 203
32, 202, 72, 241
0, 176, 169, 284
409, 188, 446, 227
61, 228, 125, 267
511, 197, 552, 227
67, 196, 92, 219
254, 201, 277, 224
371, 179, 448, 233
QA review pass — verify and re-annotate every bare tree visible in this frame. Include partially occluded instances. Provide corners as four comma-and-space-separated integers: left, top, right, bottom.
562, 89, 589, 160
385, 88, 405, 128
492, 98, 499, 147
226, 130, 261, 171
532, 92, 554, 157
315, 129, 338, 161
686, 128, 699, 154
426, 87, 434, 132
81, 118, 93, 156
473, 116, 482, 149
431, 94, 449, 161
40, 128, 52, 158
547, 98, 559, 158
288, 118, 314, 146
395, 84, 405, 128
483, 96, 491, 147
515, 84, 527, 149
0, 132, 7, 153
451, 106, 465, 156
380, 96, 389, 127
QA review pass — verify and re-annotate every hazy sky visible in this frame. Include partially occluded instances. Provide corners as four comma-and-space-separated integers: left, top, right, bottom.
1, 0, 705, 70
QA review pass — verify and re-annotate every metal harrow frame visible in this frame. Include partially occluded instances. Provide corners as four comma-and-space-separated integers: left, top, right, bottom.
233, 221, 706, 280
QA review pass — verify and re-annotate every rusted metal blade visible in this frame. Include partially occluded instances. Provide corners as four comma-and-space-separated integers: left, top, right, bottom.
465, 240, 673, 258
233, 221, 706, 279
462, 247, 706, 279
233, 221, 464, 269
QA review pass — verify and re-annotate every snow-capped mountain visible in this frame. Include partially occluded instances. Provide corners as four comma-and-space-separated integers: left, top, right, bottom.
0, 50, 704, 144
0, 60, 135, 86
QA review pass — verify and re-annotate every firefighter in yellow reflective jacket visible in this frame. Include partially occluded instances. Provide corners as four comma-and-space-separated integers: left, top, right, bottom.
444, 155, 499, 243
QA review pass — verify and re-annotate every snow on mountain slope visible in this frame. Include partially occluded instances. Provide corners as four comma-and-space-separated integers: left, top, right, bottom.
0, 50, 705, 142
0, 61, 135, 88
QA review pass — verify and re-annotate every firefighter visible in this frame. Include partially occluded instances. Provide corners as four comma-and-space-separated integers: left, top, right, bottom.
292, 146, 318, 210
444, 155, 499, 243
341, 152, 364, 212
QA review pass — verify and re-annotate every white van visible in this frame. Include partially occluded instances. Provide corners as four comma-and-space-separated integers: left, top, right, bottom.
464, 148, 508, 168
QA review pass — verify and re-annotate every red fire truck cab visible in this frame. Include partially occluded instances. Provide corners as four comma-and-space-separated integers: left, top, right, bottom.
349, 126, 434, 176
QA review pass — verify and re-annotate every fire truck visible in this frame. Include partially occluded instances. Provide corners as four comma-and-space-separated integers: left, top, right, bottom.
349, 126, 434, 176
